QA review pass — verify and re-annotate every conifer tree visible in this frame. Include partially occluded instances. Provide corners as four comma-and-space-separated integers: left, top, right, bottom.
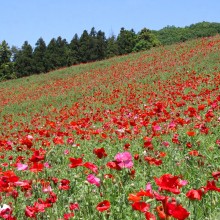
79, 30, 91, 63
68, 34, 80, 65
45, 38, 57, 71
56, 36, 69, 67
0, 40, 15, 80
96, 30, 107, 60
33, 37, 47, 74
15, 41, 34, 77
106, 35, 118, 58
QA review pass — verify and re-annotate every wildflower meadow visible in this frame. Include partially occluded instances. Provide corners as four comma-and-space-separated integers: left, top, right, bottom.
0, 35, 219, 219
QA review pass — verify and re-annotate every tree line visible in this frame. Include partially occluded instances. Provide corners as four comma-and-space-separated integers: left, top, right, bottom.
1, 21, 220, 81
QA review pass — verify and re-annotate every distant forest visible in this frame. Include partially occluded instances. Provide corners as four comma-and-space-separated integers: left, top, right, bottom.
1, 21, 220, 81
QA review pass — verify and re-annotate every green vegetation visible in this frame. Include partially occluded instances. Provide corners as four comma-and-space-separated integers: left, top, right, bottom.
153, 21, 220, 45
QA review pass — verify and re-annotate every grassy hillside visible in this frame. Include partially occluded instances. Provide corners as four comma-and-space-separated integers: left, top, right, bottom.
0, 35, 220, 219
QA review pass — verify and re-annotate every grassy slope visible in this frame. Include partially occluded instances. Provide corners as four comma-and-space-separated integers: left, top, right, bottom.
0, 37, 219, 116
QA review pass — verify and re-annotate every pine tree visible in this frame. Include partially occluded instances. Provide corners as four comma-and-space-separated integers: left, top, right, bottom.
33, 37, 47, 74
45, 36, 69, 71
89, 27, 98, 61
45, 38, 57, 71
0, 40, 11, 65
68, 34, 80, 65
96, 30, 107, 60
55, 36, 69, 67
0, 40, 15, 80
79, 30, 91, 63
106, 35, 118, 58
15, 41, 34, 77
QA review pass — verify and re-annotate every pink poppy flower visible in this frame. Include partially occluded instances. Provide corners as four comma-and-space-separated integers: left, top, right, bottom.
153, 125, 161, 131
64, 150, 69, 155
162, 141, 170, 147
44, 162, 51, 168
87, 174, 100, 187
42, 185, 52, 193
114, 152, 133, 169
16, 163, 28, 171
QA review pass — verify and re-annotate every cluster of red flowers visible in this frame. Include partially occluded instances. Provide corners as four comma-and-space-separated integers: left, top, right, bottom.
129, 174, 189, 219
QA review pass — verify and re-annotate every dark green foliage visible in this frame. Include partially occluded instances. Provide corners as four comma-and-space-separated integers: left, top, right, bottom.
0, 41, 16, 80
33, 37, 47, 74
78, 28, 107, 62
45, 37, 69, 71
117, 28, 137, 55
0, 40, 11, 65
14, 41, 34, 77
106, 35, 119, 58
133, 28, 161, 52
44, 38, 57, 71
154, 21, 220, 45
88, 27, 98, 61
55, 36, 69, 67
79, 30, 91, 63
68, 34, 80, 65
189, 22, 220, 37
0, 62, 16, 80
11, 46, 19, 62
94, 30, 107, 60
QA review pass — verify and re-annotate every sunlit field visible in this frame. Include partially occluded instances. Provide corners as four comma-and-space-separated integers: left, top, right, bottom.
0, 35, 220, 220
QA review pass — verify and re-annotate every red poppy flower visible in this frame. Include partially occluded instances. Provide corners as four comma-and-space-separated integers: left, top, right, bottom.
51, 177, 59, 184
204, 180, 220, 192
186, 130, 196, 137
29, 162, 44, 172
63, 213, 74, 219
69, 157, 83, 168
186, 189, 203, 200
46, 192, 57, 204
29, 150, 45, 162
128, 194, 142, 202
212, 171, 220, 180
20, 137, 33, 148
144, 156, 162, 166
69, 202, 79, 211
188, 150, 199, 156
83, 162, 98, 174
145, 211, 156, 220
154, 174, 187, 194
93, 147, 107, 159
136, 185, 154, 199
0, 204, 13, 219
53, 136, 64, 145
106, 161, 122, 170
166, 203, 190, 220
104, 174, 114, 179
59, 179, 70, 190
134, 154, 139, 160
131, 201, 150, 212
96, 200, 110, 212
156, 205, 167, 219
25, 206, 37, 218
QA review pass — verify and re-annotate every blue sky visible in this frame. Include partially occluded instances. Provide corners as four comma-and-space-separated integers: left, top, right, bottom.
1, 0, 220, 47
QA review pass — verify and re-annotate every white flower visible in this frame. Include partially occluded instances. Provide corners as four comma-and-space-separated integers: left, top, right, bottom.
0, 204, 11, 212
